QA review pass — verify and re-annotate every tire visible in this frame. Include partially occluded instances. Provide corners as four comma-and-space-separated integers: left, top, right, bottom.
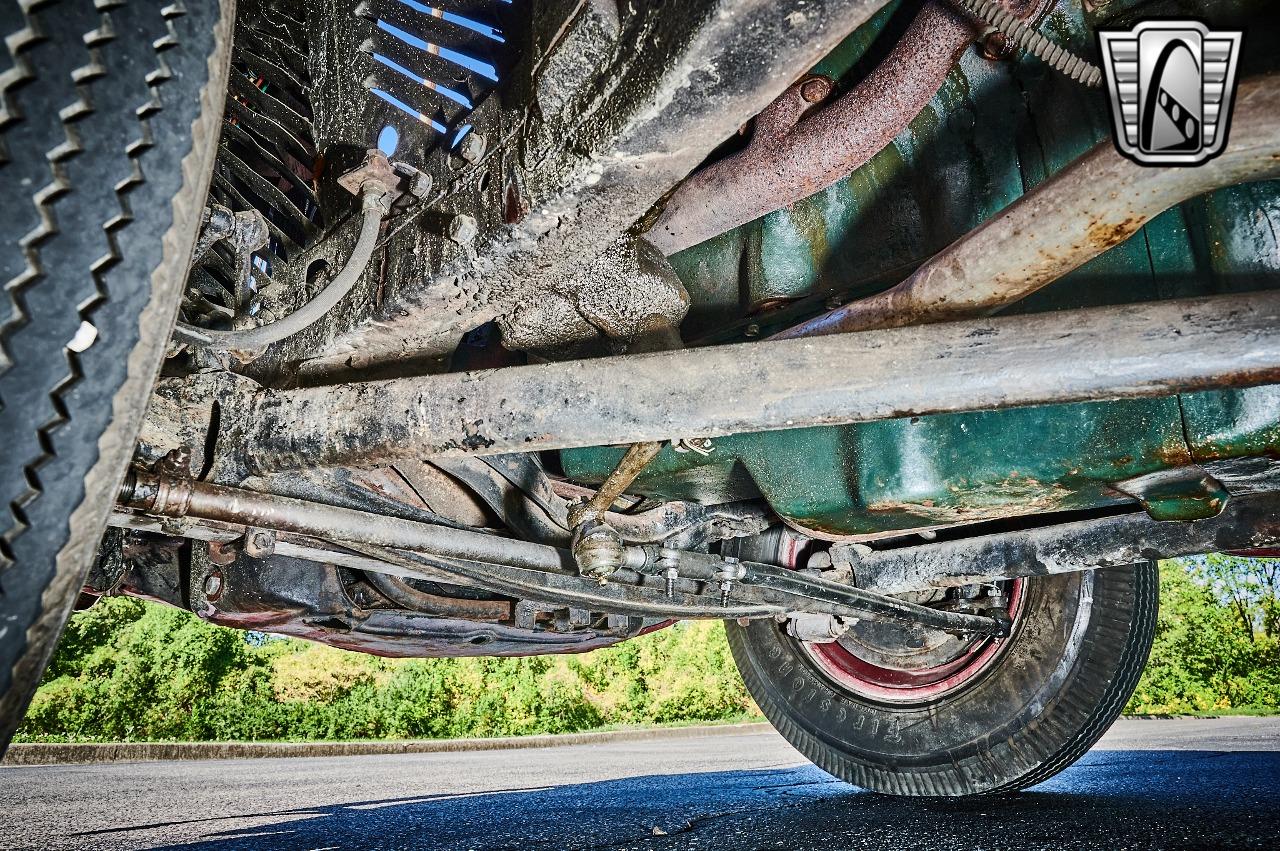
0, 0, 233, 751
726, 564, 1158, 797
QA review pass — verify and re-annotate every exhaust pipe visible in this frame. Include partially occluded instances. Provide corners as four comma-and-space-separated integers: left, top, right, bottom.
776, 74, 1280, 339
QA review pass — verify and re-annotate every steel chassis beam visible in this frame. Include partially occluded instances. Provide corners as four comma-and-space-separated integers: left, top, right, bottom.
851, 490, 1280, 595
232, 290, 1280, 472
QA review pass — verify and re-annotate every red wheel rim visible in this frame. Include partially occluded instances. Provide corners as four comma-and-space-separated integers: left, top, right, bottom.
802, 579, 1025, 704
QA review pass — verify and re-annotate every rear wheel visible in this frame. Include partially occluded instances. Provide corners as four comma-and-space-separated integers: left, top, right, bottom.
726, 563, 1157, 796
0, 0, 232, 751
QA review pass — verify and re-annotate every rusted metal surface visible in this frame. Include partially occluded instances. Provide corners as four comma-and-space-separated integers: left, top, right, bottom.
101, 511, 658, 658
360, 571, 512, 622
230, 291, 1280, 471
775, 74, 1280, 339
576, 441, 665, 522
571, 442, 687, 577
630, 547, 1005, 636
114, 475, 1006, 633
851, 490, 1280, 596
436, 456, 772, 545
121, 470, 577, 575
646, 1, 1048, 257
288, 0, 896, 377
498, 236, 690, 356
107, 510, 480, 588
955, 0, 1101, 86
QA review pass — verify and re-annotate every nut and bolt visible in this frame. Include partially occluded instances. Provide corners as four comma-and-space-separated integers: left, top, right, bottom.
156, 446, 192, 476
744, 323, 761, 338
405, 170, 433, 200
207, 540, 238, 566
714, 557, 746, 607
799, 76, 835, 104
672, 437, 715, 456
980, 29, 1013, 61
448, 213, 479, 245
244, 528, 277, 559
393, 160, 433, 200
202, 571, 224, 601
458, 132, 487, 164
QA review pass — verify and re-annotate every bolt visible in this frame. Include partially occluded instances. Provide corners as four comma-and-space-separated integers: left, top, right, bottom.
751, 297, 792, 314
207, 540, 238, 566
744, 323, 761, 338
799, 76, 834, 104
458, 132, 487, 164
448, 213, 479, 245
157, 446, 192, 476
825, 295, 844, 310
408, 171, 432, 200
202, 571, 224, 600
244, 528, 276, 559
980, 29, 1013, 61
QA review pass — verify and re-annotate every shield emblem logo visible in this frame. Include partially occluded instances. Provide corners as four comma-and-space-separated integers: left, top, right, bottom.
1098, 21, 1243, 166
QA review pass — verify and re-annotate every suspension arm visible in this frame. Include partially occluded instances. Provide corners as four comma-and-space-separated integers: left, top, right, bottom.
117, 473, 1004, 635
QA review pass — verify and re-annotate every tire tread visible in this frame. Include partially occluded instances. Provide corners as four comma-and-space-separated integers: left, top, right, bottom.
728, 564, 1159, 797
0, 0, 232, 751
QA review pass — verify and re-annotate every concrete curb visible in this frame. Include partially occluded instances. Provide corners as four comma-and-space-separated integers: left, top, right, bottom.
1, 722, 775, 766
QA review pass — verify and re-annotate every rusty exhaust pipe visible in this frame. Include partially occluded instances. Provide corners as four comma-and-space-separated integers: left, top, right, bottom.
647, 0, 1044, 257
776, 74, 1280, 339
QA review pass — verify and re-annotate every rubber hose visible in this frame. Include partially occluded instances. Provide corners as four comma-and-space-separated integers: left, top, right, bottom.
178, 186, 389, 353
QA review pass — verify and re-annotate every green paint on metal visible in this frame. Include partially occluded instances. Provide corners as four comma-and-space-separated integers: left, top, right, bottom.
807, 0, 904, 81
1182, 387, 1280, 462
567, 0, 1280, 538
564, 399, 1192, 537
1113, 467, 1232, 522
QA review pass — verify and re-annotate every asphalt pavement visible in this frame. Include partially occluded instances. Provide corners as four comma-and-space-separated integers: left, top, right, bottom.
2, 717, 1279, 850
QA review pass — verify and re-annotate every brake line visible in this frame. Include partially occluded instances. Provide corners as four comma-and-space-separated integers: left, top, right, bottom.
175, 154, 397, 355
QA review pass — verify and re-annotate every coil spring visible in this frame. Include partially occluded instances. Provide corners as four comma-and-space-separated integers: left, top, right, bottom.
956, 0, 1103, 87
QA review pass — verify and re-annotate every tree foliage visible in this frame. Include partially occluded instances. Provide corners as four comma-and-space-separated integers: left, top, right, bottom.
17, 604, 756, 743
1127, 556, 1280, 714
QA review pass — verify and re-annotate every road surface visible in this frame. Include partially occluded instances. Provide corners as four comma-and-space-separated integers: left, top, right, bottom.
3, 717, 1279, 850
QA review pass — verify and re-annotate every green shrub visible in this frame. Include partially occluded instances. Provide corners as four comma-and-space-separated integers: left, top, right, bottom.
1127, 556, 1280, 714
19, 555, 1278, 743
16, 604, 755, 742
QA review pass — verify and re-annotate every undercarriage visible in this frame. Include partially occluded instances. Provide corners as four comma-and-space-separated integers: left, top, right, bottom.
3, 0, 1279, 796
